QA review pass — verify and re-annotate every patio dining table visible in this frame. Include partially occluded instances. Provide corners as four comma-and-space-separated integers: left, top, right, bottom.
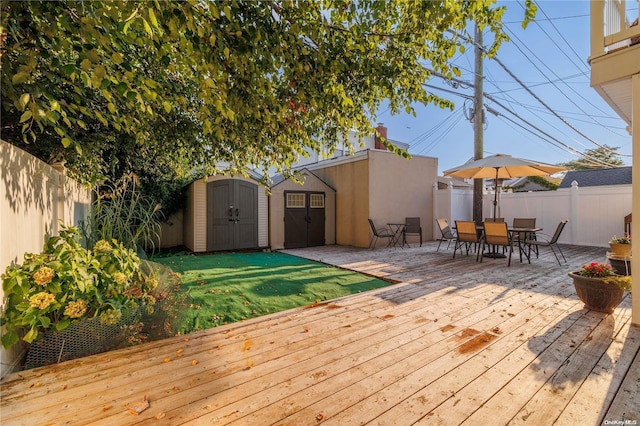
452, 224, 542, 261
387, 223, 406, 248
509, 226, 542, 262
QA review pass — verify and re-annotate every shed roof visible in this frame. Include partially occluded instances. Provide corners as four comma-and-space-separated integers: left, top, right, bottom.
558, 167, 632, 188
270, 168, 336, 191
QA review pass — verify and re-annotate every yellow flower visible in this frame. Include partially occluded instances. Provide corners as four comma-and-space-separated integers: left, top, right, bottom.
93, 240, 113, 254
99, 309, 122, 325
29, 292, 55, 310
113, 272, 128, 284
63, 300, 87, 318
145, 275, 159, 290
33, 266, 55, 286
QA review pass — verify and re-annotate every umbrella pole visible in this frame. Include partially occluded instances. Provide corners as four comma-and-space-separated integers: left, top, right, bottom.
493, 168, 498, 220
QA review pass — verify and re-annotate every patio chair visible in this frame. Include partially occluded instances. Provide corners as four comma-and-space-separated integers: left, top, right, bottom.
436, 218, 456, 251
453, 220, 480, 259
524, 220, 568, 266
368, 219, 394, 249
484, 217, 505, 223
403, 217, 422, 247
480, 221, 515, 266
512, 217, 538, 258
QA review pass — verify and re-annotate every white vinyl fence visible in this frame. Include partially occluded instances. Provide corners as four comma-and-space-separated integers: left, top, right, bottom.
0, 140, 91, 378
433, 181, 632, 247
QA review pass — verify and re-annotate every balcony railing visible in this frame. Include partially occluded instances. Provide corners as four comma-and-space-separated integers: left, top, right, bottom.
591, 0, 640, 59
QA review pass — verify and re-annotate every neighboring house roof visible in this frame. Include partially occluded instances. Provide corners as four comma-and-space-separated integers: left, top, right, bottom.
504, 176, 561, 192
437, 176, 473, 189
558, 167, 632, 188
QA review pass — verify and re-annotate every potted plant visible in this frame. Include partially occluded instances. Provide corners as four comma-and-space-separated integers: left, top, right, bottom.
568, 262, 632, 314
609, 234, 631, 257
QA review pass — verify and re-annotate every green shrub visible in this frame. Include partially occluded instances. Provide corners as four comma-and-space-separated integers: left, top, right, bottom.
1, 225, 159, 349
79, 173, 163, 255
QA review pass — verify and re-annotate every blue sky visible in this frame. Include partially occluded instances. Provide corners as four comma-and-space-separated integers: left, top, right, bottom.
376, 0, 634, 175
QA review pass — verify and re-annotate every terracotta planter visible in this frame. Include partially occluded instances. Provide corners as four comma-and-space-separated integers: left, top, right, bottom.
609, 243, 631, 257
569, 272, 625, 314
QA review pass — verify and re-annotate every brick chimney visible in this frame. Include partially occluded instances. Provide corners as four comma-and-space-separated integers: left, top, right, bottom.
374, 123, 387, 150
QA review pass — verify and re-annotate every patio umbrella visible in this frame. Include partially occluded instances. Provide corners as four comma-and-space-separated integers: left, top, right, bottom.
443, 154, 566, 219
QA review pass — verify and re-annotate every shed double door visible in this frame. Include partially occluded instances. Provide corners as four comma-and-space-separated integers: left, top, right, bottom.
207, 180, 258, 251
284, 191, 325, 249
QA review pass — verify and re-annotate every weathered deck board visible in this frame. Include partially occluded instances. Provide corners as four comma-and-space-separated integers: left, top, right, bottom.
1, 242, 637, 425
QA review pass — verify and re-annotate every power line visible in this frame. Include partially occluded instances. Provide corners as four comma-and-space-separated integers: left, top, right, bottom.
462, 29, 629, 156
502, 14, 589, 24
422, 74, 621, 167
502, 24, 617, 122
411, 108, 465, 155
522, 1, 591, 75
484, 99, 618, 167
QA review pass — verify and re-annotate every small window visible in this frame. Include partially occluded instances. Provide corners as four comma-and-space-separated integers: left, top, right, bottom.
310, 194, 324, 208
286, 193, 305, 208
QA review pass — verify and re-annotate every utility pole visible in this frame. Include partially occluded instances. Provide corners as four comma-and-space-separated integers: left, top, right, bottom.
473, 22, 484, 224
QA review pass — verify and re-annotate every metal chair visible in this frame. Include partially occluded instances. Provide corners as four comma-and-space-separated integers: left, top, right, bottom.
524, 220, 569, 266
403, 217, 422, 247
453, 220, 480, 259
480, 221, 515, 266
512, 217, 538, 258
436, 218, 455, 251
368, 219, 394, 249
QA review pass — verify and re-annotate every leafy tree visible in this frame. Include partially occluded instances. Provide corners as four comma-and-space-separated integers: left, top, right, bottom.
1, 0, 535, 189
560, 145, 624, 170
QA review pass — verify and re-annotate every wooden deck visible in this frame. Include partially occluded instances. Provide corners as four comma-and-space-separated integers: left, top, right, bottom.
1, 243, 638, 425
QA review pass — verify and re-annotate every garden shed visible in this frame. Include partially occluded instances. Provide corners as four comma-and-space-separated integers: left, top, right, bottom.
182, 174, 269, 253
269, 168, 336, 250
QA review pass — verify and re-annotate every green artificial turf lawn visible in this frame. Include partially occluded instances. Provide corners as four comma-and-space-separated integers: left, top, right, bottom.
151, 251, 392, 334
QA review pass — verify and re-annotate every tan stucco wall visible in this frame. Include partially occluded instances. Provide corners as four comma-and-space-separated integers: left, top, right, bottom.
1, 141, 91, 378
313, 157, 371, 247
311, 150, 437, 248
269, 170, 336, 250
368, 150, 437, 246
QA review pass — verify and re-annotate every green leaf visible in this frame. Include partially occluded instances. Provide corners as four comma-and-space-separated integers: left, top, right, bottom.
1, 331, 19, 349
2, 276, 17, 293
112, 52, 124, 65
56, 318, 71, 331
80, 58, 92, 70
18, 93, 31, 110
163, 101, 171, 113
40, 316, 51, 328
61, 137, 73, 148
115, 82, 128, 95
148, 8, 159, 28
23, 326, 38, 343
62, 64, 76, 76
143, 18, 152, 36
19, 110, 32, 123
12, 72, 30, 85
